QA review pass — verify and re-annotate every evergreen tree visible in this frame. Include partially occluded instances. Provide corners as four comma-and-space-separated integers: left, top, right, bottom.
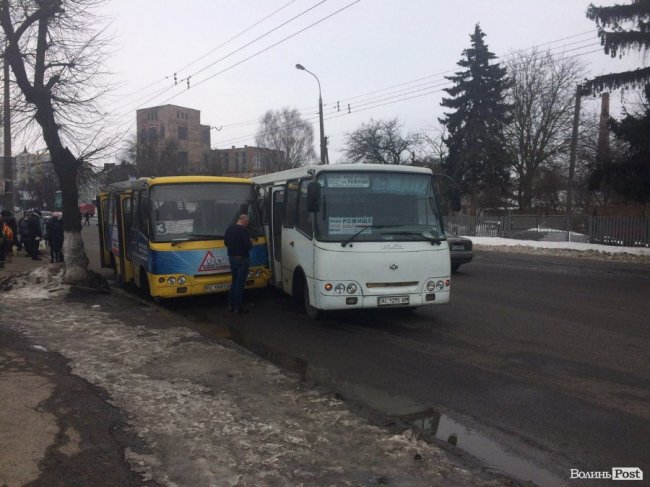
584, 0, 650, 93
439, 24, 511, 211
585, 1, 650, 203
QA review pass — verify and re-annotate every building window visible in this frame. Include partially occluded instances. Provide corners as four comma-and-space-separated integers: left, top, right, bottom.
148, 127, 158, 139
160, 125, 165, 138
177, 151, 188, 165
177, 126, 188, 140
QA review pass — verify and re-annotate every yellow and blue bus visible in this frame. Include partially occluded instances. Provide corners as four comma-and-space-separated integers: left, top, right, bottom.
98, 176, 270, 300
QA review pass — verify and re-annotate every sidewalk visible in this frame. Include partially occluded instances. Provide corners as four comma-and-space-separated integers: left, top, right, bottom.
0, 255, 509, 486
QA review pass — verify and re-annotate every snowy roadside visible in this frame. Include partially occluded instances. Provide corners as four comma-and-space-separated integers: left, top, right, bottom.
0, 268, 508, 487
465, 236, 650, 263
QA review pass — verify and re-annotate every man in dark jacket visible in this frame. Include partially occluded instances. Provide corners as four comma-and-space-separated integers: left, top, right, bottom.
46, 216, 64, 262
24, 211, 43, 260
224, 213, 253, 314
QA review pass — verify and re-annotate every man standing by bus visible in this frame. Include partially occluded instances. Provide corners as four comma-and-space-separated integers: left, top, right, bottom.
224, 213, 253, 314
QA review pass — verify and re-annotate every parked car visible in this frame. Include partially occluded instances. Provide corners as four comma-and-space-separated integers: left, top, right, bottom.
446, 231, 473, 272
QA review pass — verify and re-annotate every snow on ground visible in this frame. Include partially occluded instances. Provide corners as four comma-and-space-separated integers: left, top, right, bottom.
465, 236, 650, 260
1, 270, 504, 486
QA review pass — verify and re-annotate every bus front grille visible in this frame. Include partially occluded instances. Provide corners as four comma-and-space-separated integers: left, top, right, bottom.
366, 281, 419, 288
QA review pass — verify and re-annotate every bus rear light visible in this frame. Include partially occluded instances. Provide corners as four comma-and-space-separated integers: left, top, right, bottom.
324, 283, 333, 291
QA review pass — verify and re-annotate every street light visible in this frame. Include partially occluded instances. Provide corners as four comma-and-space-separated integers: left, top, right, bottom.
295, 63, 328, 165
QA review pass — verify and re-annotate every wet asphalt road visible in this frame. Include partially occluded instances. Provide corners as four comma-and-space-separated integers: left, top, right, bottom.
85, 226, 650, 486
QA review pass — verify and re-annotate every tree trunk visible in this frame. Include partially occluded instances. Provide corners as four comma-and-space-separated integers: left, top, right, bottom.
53, 147, 89, 283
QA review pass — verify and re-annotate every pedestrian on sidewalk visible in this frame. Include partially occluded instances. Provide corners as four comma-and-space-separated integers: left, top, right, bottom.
224, 213, 253, 314
23, 211, 42, 260
1, 210, 17, 259
46, 215, 64, 262
0, 215, 14, 267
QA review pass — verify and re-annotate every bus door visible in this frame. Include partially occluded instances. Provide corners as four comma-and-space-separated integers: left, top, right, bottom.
97, 193, 110, 268
269, 186, 285, 288
115, 191, 134, 284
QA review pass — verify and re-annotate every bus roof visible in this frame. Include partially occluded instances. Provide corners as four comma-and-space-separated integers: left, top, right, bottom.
251, 163, 433, 185
107, 175, 252, 192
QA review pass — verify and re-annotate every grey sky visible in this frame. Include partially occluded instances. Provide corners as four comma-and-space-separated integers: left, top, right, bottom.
103, 0, 644, 163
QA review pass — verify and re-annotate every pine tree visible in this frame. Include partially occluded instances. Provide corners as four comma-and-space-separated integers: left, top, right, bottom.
585, 1, 650, 203
584, 0, 650, 93
439, 24, 511, 211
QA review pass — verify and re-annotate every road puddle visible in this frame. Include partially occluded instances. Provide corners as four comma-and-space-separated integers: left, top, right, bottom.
187, 315, 566, 487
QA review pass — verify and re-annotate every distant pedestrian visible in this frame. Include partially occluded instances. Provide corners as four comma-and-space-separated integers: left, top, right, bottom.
0, 215, 14, 266
23, 211, 43, 260
1, 210, 16, 261
224, 213, 253, 314
84, 212, 90, 226
46, 216, 64, 262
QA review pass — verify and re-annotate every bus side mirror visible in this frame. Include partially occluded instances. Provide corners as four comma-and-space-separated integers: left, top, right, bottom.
307, 182, 321, 212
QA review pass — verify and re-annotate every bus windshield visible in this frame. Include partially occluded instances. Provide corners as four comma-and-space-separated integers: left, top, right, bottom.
314, 171, 444, 243
150, 182, 261, 242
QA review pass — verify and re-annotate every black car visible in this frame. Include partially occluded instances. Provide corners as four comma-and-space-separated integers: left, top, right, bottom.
446, 232, 473, 272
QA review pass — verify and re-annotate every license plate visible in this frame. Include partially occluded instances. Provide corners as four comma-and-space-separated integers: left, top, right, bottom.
451, 244, 465, 250
205, 283, 230, 291
378, 296, 409, 306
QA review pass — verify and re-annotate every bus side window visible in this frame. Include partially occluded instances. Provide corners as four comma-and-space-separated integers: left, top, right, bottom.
284, 180, 299, 228
123, 195, 133, 259
139, 190, 150, 237
296, 179, 313, 238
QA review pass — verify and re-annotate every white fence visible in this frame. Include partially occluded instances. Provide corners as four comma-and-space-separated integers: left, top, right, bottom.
444, 215, 650, 247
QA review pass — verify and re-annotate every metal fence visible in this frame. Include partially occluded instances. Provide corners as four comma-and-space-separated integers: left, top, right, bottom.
444, 215, 650, 247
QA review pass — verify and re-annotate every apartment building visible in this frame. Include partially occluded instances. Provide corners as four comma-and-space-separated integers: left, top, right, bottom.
136, 104, 212, 175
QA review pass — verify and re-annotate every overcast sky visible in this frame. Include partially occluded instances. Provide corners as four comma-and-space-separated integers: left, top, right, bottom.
100, 0, 645, 164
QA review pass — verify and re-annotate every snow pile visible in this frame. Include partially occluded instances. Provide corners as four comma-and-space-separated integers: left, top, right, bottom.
466, 236, 650, 259
0, 265, 67, 298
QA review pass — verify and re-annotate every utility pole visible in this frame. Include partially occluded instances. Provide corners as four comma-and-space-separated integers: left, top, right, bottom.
565, 84, 582, 242
2, 45, 14, 212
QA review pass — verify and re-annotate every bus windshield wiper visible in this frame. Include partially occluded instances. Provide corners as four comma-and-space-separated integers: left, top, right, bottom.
380, 230, 443, 245
189, 233, 224, 240
341, 225, 393, 247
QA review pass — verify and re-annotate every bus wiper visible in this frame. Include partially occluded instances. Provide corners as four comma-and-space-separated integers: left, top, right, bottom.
171, 237, 191, 246
381, 230, 445, 245
189, 233, 224, 240
341, 225, 391, 247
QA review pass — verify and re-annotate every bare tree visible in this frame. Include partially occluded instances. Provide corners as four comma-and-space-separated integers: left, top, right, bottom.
1, 0, 113, 283
255, 108, 315, 170
344, 118, 419, 165
416, 124, 448, 172
504, 48, 586, 211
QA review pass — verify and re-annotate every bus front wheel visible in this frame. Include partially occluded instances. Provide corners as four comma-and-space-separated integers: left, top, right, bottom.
302, 278, 323, 321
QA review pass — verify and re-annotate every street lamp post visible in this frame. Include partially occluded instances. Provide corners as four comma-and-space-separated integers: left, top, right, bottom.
295, 63, 328, 165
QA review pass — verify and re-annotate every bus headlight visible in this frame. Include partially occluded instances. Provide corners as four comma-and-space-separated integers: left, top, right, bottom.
426, 280, 436, 291
167, 277, 177, 285
334, 283, 345, 294
178, 276, 186, 285
347, 283, 358, 294
436, 280, 445, 291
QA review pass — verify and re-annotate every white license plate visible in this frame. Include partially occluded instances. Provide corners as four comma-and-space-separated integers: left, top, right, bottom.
205, 283, 230, 291
378, 296, 409, 306
451, 244, 465, 250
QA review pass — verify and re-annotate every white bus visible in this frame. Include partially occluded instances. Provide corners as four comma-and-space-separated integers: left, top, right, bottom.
253, 164, 454, 318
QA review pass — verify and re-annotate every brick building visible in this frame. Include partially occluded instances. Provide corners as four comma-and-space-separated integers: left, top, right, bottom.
213, 145, 285, 178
